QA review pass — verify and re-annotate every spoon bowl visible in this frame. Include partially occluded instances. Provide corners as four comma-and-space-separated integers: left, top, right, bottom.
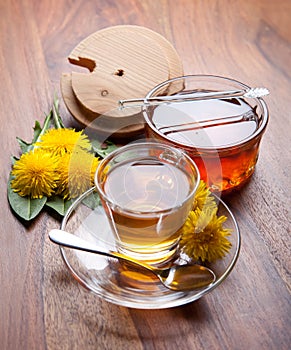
49, 229, 215, 291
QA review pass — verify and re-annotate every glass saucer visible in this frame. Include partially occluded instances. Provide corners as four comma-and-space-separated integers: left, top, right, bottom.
60, 187, 240, 309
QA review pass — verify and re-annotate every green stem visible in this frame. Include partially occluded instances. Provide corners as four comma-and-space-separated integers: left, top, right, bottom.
37, 111, 53, 142
39, 111, 53, 137
52, 96, 65, 129
27, 111, 52, 152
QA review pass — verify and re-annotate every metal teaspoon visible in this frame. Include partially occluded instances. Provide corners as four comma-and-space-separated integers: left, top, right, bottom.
119, 87, 269, 108
49, 229, 216, 292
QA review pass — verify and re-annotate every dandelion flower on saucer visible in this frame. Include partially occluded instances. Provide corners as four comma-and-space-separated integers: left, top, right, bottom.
36, 128, 91, 156
11, 148, 59, 199
193, 180, 217, 213
178, 208, 232, 262
58, 150, 100, 199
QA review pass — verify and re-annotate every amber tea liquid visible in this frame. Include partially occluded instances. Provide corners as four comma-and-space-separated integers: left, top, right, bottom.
145, 97, 260, 194
101, 159, 194, 263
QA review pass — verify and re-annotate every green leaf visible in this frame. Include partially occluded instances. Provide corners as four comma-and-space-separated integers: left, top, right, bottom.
91, 140, 118, 158
16, 137, 31, 154
7, 177, 47, 221
82, 190, 101, 209
15, 112, 53, 155
31, 120, 43, 144
16, 121, 42, 154
46, 196, 73, 216
11, 156, 18, 164
35, 111, 53, 142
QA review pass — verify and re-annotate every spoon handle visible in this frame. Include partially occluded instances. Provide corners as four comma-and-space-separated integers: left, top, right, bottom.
49, 229, 111, 256
119, 87, 269, 109
49, 229, 154, 272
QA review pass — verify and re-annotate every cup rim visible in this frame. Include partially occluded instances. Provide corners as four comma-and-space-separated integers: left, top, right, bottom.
94, 141, 200, 215
143, 74, 269, 151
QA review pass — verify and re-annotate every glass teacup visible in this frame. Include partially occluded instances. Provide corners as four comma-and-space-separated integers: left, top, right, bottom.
95, 142, 200, 265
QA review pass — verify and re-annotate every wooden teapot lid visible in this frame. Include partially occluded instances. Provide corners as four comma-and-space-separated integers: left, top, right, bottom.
61, 25, 183, 138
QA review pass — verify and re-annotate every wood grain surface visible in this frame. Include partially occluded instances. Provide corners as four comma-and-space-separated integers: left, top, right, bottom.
1, 1, 290, 349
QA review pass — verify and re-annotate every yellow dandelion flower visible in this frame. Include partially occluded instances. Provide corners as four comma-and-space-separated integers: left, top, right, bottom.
179, 208, 232, 262
36, 128, 91, 156
193, 180, 217, 213
58, 150, 100, 199
11, 149, 59, 198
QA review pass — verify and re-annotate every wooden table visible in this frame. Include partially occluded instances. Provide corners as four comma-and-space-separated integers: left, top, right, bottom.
1, 1, 290, 349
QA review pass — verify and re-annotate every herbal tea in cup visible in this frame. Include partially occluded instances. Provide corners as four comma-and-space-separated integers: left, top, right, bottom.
95, 142, 200, 265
